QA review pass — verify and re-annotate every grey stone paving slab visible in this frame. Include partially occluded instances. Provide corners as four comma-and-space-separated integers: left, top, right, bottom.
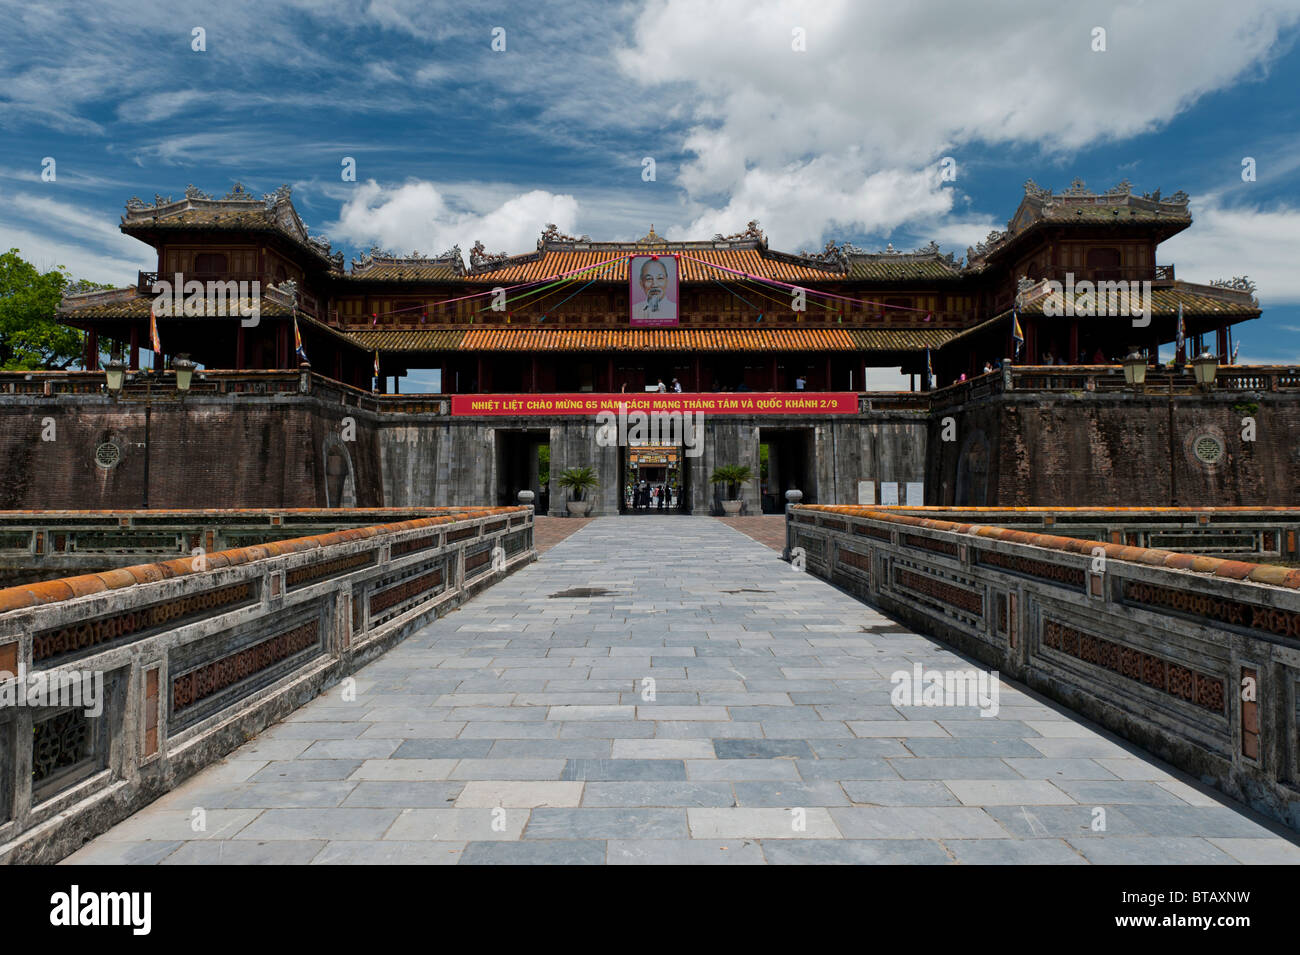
562, 759, 688, 781
946, 839, 1088, 865
161, 840, 326, 865
732, 781, 851, 807
795, 758, 899, 781
341, 782, 464, 808
714, 739, 815, 760
841, 781, 962, 806
607, 840, 765, 864
760, 839, 953, 865
830, 807, 1009, 839
1067, 837, 1240, 865
235, 809, 398, 841
459, 840, 607, 865
311, 841, 467, 865
524, 808, 687, 839
580, 781, 737, 807
71, 516, 1298, 865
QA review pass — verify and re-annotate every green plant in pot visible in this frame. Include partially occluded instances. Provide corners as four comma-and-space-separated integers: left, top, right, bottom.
557, 466, 599, 516
710, 464, 753, 515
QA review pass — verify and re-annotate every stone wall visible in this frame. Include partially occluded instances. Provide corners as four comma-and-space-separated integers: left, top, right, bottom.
1, 373, 1297, 513
928, 389, 1300, 507
0, 392, 386, 510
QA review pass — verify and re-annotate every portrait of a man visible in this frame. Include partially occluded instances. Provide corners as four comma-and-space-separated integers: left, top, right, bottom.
629, 255, 678, 326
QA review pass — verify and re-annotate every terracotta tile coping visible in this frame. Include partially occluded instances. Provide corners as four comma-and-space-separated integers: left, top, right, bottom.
799, 505, 1300, 591
0, 507, 528, 615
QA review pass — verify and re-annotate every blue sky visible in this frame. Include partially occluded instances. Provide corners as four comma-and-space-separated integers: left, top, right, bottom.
2, 0, 1299, 385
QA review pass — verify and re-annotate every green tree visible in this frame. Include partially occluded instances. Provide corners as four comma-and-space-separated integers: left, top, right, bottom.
0, 249, 106, 370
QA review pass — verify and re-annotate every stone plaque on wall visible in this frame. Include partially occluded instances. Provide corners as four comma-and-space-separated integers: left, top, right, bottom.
857, 481, 875, 505
905, 482, 924, 506
880, 483, 900, 506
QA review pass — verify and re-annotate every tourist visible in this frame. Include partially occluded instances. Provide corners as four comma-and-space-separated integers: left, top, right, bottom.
671, 378, 682, 392
983, 361, 993, 374
657, 379, 667, 393
795, 375, 807, 390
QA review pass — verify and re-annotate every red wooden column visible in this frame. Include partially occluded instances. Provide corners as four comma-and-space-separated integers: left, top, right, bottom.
84, 328, 99, 371
605, 358, 613, 392
533, 357, 540, 393
693, 357, 701, 392
129, 325, 139, 370
1069, 319, 1079, 364
770, 355, 778, 391
477, 356, 485, 393
824, 355, 832, 391
235, 326, 245, 370
1217, 325, 1228, 360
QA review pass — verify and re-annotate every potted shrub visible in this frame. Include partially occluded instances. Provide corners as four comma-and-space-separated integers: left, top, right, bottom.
557, 466, 599, 516
710, 464, 753, 515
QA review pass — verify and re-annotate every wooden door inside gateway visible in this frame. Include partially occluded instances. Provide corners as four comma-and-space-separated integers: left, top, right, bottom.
759, 427, 815, 512
494, 428, 550, 510
620, 442, 690, 514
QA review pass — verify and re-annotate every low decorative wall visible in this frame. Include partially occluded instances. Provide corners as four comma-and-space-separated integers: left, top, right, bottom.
882, 506, 1300, 561
787, 504, 1300, 829
0, 506, 534, 863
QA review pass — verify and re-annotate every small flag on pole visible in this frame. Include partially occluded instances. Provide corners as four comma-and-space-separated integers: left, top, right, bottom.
374, 350, 380, 381
1011, 307, 1024, 359
149, 305, 162, 355
1175, 302, 1185, 362
293, 311, 308, 363
925, 346, 934, 384
1231, 339, 1241, 363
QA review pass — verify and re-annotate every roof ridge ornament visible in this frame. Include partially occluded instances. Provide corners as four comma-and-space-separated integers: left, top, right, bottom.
262, 184, 291, 211
224, 182, 256, 201
711, 220, 765, 244
470, 240, 510, 267
539, 223, 589, 247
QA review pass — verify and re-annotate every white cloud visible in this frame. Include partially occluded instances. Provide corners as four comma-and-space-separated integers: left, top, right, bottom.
329, 179, 580, 257
1161, 196, 1300, 303
0, 222, 151, 284
673, 162, 955, 251
617, 0, 1300, 245
0, 190, 153, 283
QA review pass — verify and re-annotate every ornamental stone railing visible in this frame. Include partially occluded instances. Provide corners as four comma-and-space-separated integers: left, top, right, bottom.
880, 507, 1300, 561
0, 507, 507, 586
786, 504, 1300, 830
0, 505, 534, 863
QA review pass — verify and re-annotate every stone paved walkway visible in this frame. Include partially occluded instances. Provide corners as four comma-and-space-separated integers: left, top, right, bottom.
66, 518, 1300, 864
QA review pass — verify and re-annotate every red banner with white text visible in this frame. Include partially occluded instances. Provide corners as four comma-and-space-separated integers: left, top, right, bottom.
450, 392, 858, 416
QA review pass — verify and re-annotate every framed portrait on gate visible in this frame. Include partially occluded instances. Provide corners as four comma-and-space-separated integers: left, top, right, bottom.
629, 254, 679, 326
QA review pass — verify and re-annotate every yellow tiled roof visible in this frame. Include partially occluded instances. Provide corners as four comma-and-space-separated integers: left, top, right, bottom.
341, 327, 953, 353
467, 249, 840, 284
